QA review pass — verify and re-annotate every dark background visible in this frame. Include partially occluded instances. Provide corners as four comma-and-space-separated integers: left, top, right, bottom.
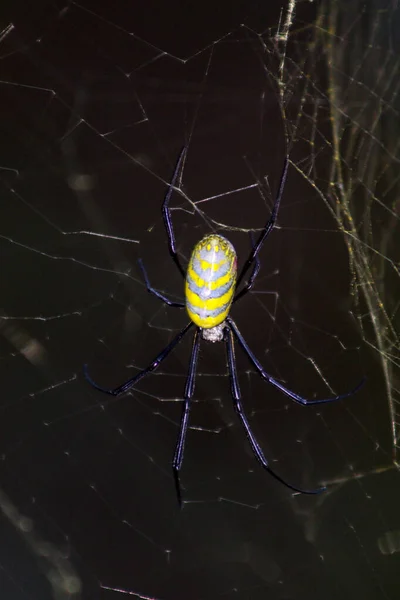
0, 1, 399, 599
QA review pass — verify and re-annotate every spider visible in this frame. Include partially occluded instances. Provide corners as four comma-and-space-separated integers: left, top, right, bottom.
84, 147, 364, 504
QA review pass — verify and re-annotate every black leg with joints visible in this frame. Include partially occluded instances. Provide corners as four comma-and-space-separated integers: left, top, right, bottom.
236, 156, 289, 291
162, 146, 188, 279
84, 321, 193, 396
234, 230, 261, 303
227, 316, 365, 405
224, 325, 325, 495
138, 258, 185, 308
172, 326, 201, 507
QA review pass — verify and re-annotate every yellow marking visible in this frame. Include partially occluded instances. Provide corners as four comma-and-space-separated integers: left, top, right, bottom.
214, 245, 219, 252
186, 305, 228, 328
187, 265, 233, 290
185, 282, 234, 310
199, 258, 228, 272
206, 243, 211, 251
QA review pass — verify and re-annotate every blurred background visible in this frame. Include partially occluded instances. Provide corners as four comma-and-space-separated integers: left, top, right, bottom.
0, 0, 399, 598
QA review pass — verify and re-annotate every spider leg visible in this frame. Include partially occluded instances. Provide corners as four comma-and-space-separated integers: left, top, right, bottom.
172, 327, 201, 507
138, 258, 185, 308
162, 146, 188, 279
234, 231, 260, 303
84, 321, 193, 397
224, 325, 325, 495
236, 156, 289, 292
227, 316, 365, 405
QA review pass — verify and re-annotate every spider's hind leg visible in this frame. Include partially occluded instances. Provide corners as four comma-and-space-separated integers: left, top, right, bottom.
227, 316, 365, 406
223, 324, 325, 495
172, 326, 201, 507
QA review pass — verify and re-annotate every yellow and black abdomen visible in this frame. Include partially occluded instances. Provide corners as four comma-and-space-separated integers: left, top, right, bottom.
185, 234, 237, 329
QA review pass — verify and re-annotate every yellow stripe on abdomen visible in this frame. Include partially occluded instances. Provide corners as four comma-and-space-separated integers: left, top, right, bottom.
185, 234, 237, 329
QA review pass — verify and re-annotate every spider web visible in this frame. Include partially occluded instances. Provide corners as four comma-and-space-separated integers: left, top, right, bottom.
0, 0, 399, 598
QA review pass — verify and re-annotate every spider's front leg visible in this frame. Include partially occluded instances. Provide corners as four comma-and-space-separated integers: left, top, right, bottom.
234, 231, 260, 303
162, 146, 188, 279
235, 156, 289, 294
138, 258, 185, 308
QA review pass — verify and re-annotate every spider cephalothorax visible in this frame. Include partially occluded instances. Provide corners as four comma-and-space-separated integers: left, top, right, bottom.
84, 147, 364, 505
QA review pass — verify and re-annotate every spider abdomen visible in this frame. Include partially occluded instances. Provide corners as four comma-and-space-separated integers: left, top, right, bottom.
185, 234, 237, 329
